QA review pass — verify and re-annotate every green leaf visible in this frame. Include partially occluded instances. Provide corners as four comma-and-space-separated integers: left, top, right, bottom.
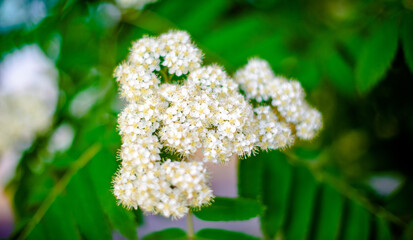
294, 59, 321, 91
340, 201, 371, 240
16, 144, 102, 240
66, 168, 112, 240
88, 149, 138, 240
324, 48, 355, 95
310, 184, 343, 240
283, 167, 318, 240
177, 0, 229, 37
238, 154, 263, 200
193, 197, 264, 221
376, 217, 392, 240
27, 222, 46, 240
40, 196, 80, 240
355, 16, 399, 93
142, 228, 187, 240
401, 12, 413, 73
195, 229, 260, 240
201, 17, 264, 58
260, 151, 293, 239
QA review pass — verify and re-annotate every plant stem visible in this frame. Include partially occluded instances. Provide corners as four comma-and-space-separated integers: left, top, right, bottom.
187, 210, 194, 240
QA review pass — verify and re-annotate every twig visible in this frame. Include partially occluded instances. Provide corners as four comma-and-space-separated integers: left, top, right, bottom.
187, 210, 194, 240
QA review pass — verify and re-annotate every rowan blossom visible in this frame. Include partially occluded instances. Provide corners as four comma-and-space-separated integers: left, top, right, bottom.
234, 58, 322, 141
113, 30, 255, 218
113, 31, 323, 219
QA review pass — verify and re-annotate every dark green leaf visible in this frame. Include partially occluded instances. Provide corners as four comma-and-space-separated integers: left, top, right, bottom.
142, 228, 187, 240
376, 217, 392, 240
238, 155, 263, 200
324, 48, 355, 95
195, 228, 260, 240
401, 13, 413, 73
193, 197, 264, 221
402, 221, 413, 240
340, 201, 370, 240
311, 184, 344, 240
260, 151, 293, 239
355, 16, 399, 93
284, 167, 318, 240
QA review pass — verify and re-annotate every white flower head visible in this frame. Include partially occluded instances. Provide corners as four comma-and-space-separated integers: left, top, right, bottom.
234, 58, 323, 142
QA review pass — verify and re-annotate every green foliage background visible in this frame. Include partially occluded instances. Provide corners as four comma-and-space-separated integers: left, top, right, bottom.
1, 0, 413, 239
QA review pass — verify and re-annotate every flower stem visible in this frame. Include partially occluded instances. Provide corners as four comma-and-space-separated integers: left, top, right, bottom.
187, 210, 194, 240
160, 68, 170, 83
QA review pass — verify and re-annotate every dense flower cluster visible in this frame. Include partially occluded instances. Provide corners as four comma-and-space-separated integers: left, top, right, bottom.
113, 31, 322, 218
113, 30, 258, 218
235, 58, 322, 140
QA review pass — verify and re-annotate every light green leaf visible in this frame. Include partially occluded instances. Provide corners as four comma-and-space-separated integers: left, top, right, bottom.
284, 167, 318, 240
16, 144, 102, 240
201, 17, 264, 56
193, 197, 264, 221
355, 16, 399, 93
195, 228, 260, 240
294, 59, 321, 90
142, 228, 187, 240
311, 184, 344, 240
401, 13, 413, 73
27, 222, 46, 240
178, 0, 228, 37
260, 151, 293, 239
41, 196, 80, 240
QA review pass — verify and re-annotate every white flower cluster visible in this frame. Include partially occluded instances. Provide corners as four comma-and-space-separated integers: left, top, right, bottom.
0, 45, 58, 155
235, 58, 322, 140
114, 30, 257, 218
0, 45, 58, 185
113, 31, 322, 219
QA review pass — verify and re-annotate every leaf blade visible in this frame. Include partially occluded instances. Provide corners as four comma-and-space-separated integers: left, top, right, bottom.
260, 151, 293, 239
355, 16, 399, 93
88, 149, 138, 240
195, 228, 260, 240
283, 167, 318, 240
311, 184, 344, 240
193, 197, 264, 221
142, 228, 187, 240
401, 12, 413, 73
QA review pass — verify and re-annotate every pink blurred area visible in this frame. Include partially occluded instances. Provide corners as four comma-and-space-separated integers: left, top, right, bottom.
0, 189, 14, 238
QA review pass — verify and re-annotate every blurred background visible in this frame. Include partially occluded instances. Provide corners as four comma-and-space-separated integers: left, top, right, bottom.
0, 0, 412, 239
